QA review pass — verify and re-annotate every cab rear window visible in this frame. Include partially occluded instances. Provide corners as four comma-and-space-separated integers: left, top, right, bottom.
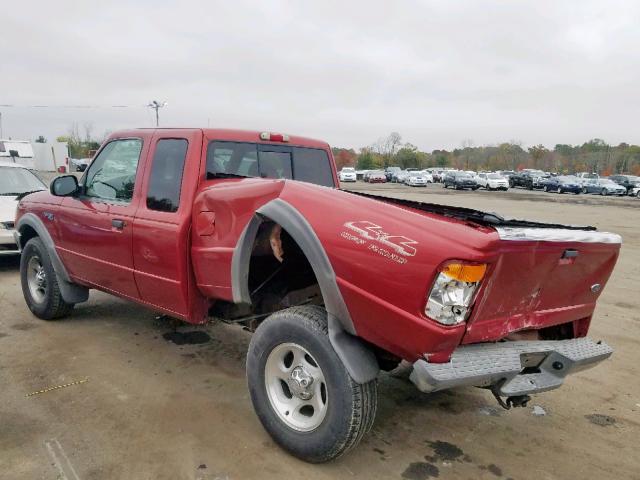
206, 141, 335, 188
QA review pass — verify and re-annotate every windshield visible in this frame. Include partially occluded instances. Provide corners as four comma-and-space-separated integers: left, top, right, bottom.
487, 174, 501, 179
0, 167, 46, 195
559, 176, 577, 182
341, 168, 355, 173
457, 173, 472, 178
600, 179, 617, 185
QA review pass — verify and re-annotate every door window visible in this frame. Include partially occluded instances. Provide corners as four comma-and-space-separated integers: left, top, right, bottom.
85, 139, 142, 203
146, 139, 188, 212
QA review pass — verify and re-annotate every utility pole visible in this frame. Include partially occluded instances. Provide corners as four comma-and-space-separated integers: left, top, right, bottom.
147, 100, 167, 127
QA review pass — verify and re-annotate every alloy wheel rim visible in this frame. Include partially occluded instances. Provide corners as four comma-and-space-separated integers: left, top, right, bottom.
264, 342, 328, 432
27, 256, 47, 303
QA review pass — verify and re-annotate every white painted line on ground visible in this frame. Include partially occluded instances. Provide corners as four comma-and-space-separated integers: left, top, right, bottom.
45, 438, 81, 480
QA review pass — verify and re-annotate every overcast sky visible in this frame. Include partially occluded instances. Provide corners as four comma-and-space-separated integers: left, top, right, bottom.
1, 0, 639, 151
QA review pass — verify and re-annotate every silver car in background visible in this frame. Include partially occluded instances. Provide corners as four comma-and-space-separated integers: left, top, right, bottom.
0, 161, 47, 255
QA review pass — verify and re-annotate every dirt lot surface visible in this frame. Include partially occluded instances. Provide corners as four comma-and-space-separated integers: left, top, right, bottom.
1, 180, 639, 480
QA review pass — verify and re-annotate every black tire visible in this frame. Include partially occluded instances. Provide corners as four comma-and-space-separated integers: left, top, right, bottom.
558, 187, 564, 194
582, 187, 588, 194
443, 183, 448, 188
601, 188, 607, 196
247, 306, 377, 463
544, 185, 550, 192
20, 237, 74, 320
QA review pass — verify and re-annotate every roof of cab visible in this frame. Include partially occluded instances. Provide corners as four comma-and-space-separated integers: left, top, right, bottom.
113, 128, 330, 149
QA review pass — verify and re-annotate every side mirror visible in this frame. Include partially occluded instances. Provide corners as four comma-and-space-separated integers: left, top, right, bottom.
51, 175, 79, 197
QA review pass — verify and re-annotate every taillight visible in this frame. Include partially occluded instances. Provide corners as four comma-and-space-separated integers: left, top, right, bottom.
260, 132, 289, 142
425, 261, 487, 326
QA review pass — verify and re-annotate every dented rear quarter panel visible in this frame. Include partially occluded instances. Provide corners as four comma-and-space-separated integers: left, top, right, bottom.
192, 177, 504, 361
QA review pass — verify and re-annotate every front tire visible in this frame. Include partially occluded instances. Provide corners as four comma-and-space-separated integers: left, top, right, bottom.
247, 306, 377, 463
20, 237, 74, 320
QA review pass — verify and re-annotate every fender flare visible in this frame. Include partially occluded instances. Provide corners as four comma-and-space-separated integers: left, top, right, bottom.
16, 213, 89, 304
231, 198, 379, 384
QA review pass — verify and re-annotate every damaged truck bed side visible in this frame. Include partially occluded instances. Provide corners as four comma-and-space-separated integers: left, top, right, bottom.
14, 128, 619, 463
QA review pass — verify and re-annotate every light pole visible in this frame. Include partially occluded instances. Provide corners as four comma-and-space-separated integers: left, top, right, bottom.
147, 100, 167, 127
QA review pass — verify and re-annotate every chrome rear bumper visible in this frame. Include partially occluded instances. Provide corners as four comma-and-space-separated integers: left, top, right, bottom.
410, 337, 612, 396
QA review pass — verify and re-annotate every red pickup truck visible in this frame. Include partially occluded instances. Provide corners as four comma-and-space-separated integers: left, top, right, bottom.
15, 128, 619, 462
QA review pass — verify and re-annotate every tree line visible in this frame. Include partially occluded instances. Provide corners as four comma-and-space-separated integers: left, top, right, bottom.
333, 133, 640, 176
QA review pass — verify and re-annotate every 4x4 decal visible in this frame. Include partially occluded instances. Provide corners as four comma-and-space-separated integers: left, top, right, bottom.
341, 221, 418, 264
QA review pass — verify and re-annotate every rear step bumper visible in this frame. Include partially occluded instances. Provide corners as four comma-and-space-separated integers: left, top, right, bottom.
410, 338, 612, 396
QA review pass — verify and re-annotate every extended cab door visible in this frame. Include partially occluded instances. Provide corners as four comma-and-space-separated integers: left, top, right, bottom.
131, 130, 203, 319
56, 135, 150, 298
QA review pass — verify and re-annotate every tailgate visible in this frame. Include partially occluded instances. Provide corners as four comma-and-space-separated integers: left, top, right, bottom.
463, 227, 621, 344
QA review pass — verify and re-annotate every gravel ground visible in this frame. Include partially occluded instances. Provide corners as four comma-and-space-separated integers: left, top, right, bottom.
0, 179, 638, 479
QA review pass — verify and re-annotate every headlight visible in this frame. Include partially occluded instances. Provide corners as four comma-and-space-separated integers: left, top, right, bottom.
425, 262, 487, 325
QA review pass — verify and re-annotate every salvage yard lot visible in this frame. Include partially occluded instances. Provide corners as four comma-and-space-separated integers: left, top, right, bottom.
1, 180, 639, 479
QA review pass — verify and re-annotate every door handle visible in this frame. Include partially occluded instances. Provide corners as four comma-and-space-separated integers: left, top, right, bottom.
112, 219, 126, 230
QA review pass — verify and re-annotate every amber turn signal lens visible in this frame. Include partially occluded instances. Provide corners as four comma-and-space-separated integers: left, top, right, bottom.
441, 263, 487, 283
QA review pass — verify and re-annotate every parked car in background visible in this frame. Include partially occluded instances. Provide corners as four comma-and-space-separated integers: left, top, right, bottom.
575, 172, 599, 185
497, 170, 516, 179
405, 171, 429, 187
355, 170, 368, 181
443, 171, 479, 190
582, 178, 628, 196
365, 170, 386, 183
630, 186, 640, 197
384, 166, 401, 181
70, 157, 91, 172
609, 174, 640, 193
338, 167, 357, 182
476, 173, 509, 190
542, 175, 582, 194
416, 170, 433, 183
509, 170, 547, 189
0, 161, 47, 255
394, 170, 410, 183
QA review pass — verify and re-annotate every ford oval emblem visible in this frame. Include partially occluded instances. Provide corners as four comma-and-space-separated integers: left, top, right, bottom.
591, 284, 601, 293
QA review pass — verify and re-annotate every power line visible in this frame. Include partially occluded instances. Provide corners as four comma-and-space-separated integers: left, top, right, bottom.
0, 104, 135, 108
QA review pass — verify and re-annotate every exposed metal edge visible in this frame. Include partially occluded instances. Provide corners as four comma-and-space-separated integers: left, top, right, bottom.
495, 227, 622, 244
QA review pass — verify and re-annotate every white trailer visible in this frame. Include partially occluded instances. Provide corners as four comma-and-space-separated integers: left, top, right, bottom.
0, 139, 68, 171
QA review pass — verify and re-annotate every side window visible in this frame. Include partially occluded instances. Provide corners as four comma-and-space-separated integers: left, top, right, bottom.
207, 142, 258, 178
292, 148, 334, 187
147, 139, 188, 213
85, 139, 142, 203
258, 151, 293, 180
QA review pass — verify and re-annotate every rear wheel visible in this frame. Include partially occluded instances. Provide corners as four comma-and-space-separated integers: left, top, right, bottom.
601, 188, 608, 196
582, 187, 588, 194
544, 185, 550, 192
20, 237, 74, 320
247, 306, 377, 463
